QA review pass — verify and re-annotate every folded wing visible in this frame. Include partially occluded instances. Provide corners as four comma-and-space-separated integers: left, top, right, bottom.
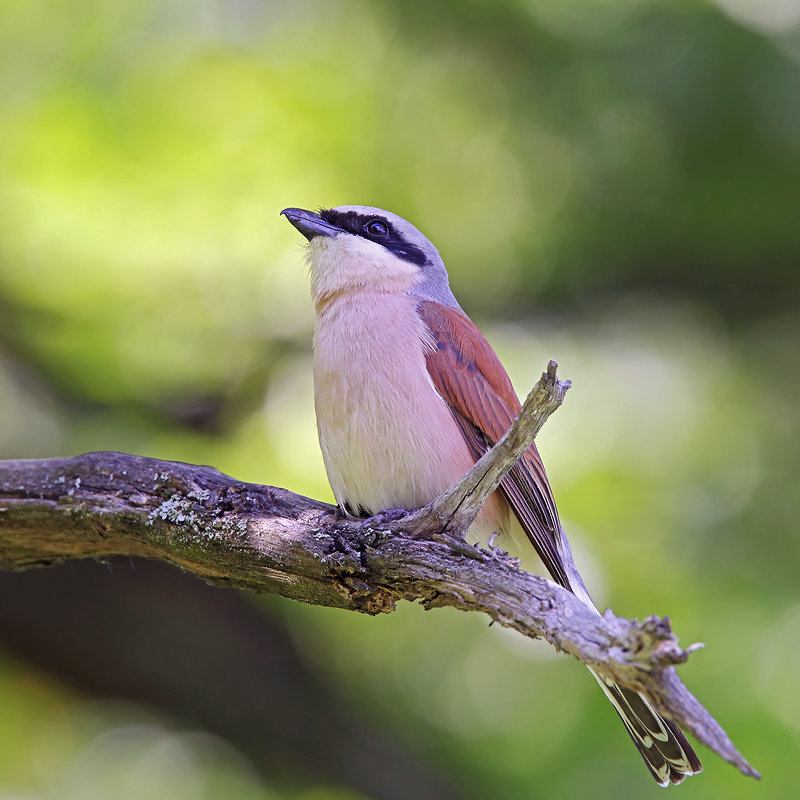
417, 299, 571, 589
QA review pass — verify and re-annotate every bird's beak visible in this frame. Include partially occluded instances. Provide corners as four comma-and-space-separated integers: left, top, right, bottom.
281, 208, 343, 241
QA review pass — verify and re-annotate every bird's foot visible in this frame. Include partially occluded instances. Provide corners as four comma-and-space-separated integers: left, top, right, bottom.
359, 507, 411, 531
316, 506, 343, 525
484, 531, 518, 565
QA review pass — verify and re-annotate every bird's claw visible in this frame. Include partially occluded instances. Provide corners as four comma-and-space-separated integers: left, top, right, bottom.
484, 530, 517, 564
316, 507, 343, 525
359, 507, 411, 531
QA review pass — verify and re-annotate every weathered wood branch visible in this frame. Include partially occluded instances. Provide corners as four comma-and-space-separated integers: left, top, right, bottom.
0, 363, 758, 781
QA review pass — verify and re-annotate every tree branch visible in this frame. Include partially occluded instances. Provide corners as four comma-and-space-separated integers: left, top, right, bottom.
0, 363, 758, 781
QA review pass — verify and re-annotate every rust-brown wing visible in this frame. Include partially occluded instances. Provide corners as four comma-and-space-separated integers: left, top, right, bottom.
417, 300, 571, 589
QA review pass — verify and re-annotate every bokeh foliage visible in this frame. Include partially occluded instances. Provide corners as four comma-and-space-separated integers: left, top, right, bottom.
1, 0, 798, 797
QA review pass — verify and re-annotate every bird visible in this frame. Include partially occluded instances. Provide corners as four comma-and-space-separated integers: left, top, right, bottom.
281, 204, 703, 786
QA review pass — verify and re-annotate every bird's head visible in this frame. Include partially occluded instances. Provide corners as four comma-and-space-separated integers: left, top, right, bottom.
281, 205, 459, 311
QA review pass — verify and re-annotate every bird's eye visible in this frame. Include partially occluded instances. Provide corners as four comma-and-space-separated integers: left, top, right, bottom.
364, 219, 388, 237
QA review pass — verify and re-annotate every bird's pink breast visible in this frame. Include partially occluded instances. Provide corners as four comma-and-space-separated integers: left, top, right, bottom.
312, 291, 504, 534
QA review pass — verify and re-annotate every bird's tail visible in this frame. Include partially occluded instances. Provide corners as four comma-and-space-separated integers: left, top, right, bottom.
553, 537, 702, 785
588, 667, 703, 786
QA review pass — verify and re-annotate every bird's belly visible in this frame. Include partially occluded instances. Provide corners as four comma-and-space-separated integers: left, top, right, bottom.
313, 293, 469, 510
312, 293, 501, 525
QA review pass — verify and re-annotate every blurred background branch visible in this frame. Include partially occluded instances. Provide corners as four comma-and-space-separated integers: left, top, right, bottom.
0, 558, 459, 800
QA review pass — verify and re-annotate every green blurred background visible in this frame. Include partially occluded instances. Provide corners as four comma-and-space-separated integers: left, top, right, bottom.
1, 0, 798, 797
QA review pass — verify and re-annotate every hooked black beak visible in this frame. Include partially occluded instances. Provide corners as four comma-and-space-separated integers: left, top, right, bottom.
281, 208, 344, 241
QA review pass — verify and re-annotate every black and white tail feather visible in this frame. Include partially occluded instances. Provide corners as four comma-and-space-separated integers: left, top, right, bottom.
560, 539, 703, 786
589, 668, 702, 785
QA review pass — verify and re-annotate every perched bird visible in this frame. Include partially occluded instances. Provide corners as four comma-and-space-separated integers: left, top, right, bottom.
282, 204, 702, 786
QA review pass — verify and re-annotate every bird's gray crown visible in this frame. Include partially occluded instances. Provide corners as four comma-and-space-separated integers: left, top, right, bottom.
319, 205, 461, 309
